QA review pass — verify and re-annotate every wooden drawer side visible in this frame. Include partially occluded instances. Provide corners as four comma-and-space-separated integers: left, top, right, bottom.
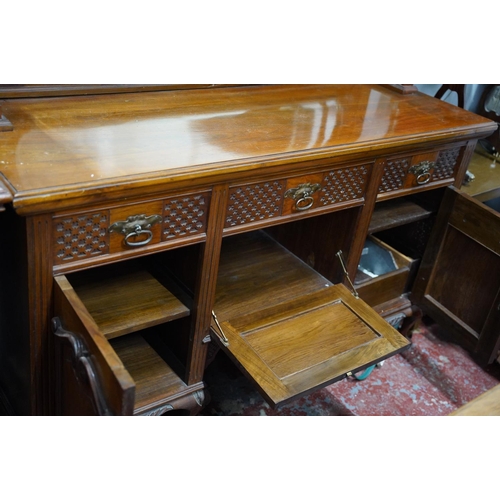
355, 236, 417, 308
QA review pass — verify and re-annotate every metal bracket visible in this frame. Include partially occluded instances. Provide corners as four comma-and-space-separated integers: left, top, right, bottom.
211, 310, 230, 347
336, 250, 359, 299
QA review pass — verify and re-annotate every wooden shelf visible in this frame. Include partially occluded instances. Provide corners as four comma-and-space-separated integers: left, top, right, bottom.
214, 231, 332, 322
369, 198, 433, 234
70, 269, 190, 340
111, 333, 199, 415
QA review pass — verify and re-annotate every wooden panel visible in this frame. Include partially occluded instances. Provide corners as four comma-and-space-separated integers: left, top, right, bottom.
450, 384, 500, 416
215, 231, 331, 321
413, 187, 500, 364
449, 192, 500, 256
53, 275, 135, 415
243, 301, 378, 378
379, 156, 411, 194
355, 236, 415, 307
212, 231, 410, 407
69, 269, 190, 340
215, 285, 409, 407
435, 147, 462, 181
356, 269, 410, 307
53, 210, 110, 264
425, 226, 500, 334
264, 207, 360, 285
162, 192, 210, 241
225, 180, 285, 228
185, 184, 228, 386
111, 333, 204, 415
369, 198, 433, 234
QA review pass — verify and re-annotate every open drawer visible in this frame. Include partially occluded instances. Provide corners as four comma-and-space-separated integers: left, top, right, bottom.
52, 263, 205, 416
211, 231, 410, 408
354, 235, 418, 308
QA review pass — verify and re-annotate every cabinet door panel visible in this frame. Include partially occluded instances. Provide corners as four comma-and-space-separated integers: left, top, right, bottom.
412, 187, 500, 364
212, 231, 410, 408
53, 276, 135, 415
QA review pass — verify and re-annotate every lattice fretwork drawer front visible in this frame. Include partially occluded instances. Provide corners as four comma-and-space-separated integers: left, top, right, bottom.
379, 157, 411, 194
226, 164, 370, 229
225, 181, 286, 228
163, 192, 210, 240
378, 146, 462, 196
434, 147, 461, 180
53, 191, 211, 265
54, 211, 110, 264
319, 165, 370, 206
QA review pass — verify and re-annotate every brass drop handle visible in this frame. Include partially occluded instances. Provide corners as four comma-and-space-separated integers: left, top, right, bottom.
284, 183, 322, 211
109, 214, 162, 247
409, 161, 435, 185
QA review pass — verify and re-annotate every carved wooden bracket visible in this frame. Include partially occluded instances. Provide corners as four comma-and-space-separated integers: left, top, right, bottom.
52, 317, 113, 416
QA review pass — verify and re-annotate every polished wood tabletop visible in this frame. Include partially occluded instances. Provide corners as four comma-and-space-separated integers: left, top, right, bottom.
0, 84, 495, 214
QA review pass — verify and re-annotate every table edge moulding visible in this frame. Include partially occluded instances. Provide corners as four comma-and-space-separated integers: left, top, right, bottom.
0, 84, 497, 415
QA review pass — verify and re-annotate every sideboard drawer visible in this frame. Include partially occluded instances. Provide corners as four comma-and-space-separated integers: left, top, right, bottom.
354, 235, 418, 307
378, 146, 462, 197
225, 163, 371, 229
53, 191, 210, 266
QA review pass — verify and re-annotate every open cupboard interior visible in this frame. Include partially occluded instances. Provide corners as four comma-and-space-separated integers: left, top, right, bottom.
53, 201, 411, 415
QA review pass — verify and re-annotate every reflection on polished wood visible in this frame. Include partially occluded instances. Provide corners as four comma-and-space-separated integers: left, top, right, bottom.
0, 84, 494, 215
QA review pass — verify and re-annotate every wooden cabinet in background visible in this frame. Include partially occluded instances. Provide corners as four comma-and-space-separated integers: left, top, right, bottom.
0, 84, 497, 415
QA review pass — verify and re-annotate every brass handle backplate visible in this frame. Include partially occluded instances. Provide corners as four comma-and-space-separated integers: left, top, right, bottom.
409, 161, 436, 185
284, 183, 322, 211
109, 214, 162, 247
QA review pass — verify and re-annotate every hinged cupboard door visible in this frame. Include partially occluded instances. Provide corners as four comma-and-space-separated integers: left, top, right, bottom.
53, 271, 205, 416
412, 187, 500, 365
211, 231, 411, 408
53, 276, 136, 415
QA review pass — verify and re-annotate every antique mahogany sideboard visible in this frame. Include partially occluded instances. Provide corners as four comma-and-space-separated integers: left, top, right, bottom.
0, 84, 498, 416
